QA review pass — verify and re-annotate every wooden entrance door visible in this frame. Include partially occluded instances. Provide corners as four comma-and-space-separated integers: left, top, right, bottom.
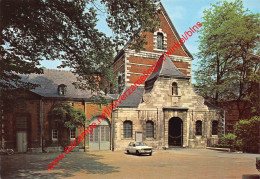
17, 131, 27, 152
168, 117, 183, 146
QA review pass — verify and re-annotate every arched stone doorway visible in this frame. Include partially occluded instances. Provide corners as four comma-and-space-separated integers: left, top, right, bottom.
168, 117, 183, 147
89, 117, 110, 150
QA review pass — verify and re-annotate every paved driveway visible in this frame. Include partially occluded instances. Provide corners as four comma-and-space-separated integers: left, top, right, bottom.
0, 149, 259, 179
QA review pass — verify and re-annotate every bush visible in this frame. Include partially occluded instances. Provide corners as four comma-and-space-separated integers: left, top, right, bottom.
234, 116, 260, 153
216, 133, 237, 149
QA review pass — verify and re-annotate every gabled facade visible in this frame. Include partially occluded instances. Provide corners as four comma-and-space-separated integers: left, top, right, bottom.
110, 3, 224, 150
112, 3, 192, 93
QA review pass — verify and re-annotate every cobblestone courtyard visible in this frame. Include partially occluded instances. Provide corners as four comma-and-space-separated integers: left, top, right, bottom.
0, 149, 259, 179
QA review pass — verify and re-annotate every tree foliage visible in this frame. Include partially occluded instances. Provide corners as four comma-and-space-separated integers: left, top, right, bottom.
0, 0, 160, 93
194, 0, 260, 118
48, 102, 86, 129
234, 116, 260, 153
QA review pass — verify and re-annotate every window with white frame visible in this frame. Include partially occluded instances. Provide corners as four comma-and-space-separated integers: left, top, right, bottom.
157, 32, 164, 49
70, 128, 76, 139
52, 129, 58, 140
58, 84, 67, 96
153, 29, 167, 51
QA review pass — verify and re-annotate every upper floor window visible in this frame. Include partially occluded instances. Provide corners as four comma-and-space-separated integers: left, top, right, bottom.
172, 82, 178, 95
146, 121, 154, 138
118, 76, 122, 93
58, 84, 67, 96
196, 120, 202, 136
123, 121, 132, 139
212, 121, 218, 135
70, 128, 76, 139
157, 32, 164, 49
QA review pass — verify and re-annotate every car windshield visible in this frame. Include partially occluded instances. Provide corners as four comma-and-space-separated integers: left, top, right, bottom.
135, 142, 146, 146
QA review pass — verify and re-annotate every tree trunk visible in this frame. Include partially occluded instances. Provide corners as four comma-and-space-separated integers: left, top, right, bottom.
215, 53, 220, 106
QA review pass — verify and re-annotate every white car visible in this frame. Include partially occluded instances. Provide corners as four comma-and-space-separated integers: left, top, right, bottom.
126, 142, 153, 156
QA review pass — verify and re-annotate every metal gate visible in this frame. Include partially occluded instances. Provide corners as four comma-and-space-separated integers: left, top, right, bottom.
89, 117, 110, 150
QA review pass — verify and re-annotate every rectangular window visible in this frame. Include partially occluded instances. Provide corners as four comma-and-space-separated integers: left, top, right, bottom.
100, 126, 105, 141
196, 121, 202, 136
70, 128, 76, 139
105, 126, 110, 141
157, 33, 164, 49
52, 129, 58, 141
123, 121, 132, 138
146, 121, 154, 138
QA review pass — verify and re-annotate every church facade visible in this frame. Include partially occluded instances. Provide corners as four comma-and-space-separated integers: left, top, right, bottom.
110, 3, 224, 150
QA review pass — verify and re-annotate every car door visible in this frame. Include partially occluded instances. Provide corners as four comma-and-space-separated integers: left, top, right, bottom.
130, 143, 136, 153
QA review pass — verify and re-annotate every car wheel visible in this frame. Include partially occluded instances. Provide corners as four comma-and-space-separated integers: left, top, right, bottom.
149, 152, 152, 156
136, 150, 140, 156
127, 150, 130, 154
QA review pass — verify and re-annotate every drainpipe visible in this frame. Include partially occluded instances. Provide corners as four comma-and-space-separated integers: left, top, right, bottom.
157, 108, 158, 140
223, 110, 225, 135
163, 110, 165, 148
84, 100, 86, 152
40, 98, 44, 152
111, 99, 114, 151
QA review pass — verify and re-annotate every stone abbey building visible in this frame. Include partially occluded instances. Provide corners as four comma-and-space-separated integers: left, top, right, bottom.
2, 3, 224, 152
110, 3, 224, 150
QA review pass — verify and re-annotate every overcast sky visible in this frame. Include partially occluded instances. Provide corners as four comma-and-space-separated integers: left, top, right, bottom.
40, 0, 260, 79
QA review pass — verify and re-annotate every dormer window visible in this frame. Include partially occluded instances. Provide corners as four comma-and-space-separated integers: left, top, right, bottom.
58, 84, 67, 96
157, 32, 164, 49
172, 82, 178, 95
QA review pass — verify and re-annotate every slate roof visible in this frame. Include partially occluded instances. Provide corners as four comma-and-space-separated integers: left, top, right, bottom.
20, 69, 108, 100
146, 55, 189, 82
118, 87, 145, 108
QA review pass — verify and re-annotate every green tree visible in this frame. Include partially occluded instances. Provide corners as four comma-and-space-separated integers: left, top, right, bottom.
234, 116, 260, 153
0, 0, 160, 145
194, 0, 260, 119
48, 102, 85, 146
49, 102, 86, 129
0, 0, 159, 93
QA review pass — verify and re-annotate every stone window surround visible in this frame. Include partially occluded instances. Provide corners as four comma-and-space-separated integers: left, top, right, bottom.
153, 28, 167, 52
123, 120, 133, 139
169, 80, 181, 97
145, 120, 155, 139
195, 120, 202, 136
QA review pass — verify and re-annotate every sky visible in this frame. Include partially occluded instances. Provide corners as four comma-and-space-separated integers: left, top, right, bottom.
40, 0, 260, 80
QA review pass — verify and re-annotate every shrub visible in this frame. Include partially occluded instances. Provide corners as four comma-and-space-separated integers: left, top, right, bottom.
217, 133, 237, 149
234, 116, 260, 153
